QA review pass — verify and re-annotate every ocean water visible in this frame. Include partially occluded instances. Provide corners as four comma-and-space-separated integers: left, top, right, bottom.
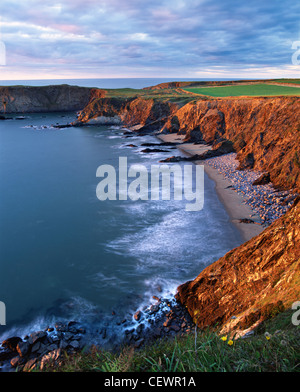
0, 84, 243, 343
0, 77, 239, 89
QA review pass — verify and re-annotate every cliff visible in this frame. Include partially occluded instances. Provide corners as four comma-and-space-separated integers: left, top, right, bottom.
76, 96, 179, 131
161, 97, 300, 192
176, 196, 300, 336
77, 94, 300, 192
0, 85, 106, 113
76, 91, 300, 337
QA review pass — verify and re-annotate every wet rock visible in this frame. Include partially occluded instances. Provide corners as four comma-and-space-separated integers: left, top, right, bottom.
2, 337, 22, 352
28, 331, 47, 345
134, 310, 142, 321
16, 341, 30, 357
141, 148, 170, 153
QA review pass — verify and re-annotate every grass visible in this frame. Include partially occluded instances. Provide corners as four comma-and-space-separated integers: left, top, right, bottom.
182, 83, 300, 97
41, 309, 299, 373
104, 87, 197, 106
272, 79, 300, 85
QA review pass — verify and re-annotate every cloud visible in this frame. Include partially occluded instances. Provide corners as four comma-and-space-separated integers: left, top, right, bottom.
0, 0, 299, 78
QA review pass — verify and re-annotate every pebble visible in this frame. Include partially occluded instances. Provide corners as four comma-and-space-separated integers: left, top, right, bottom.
205, 153, 298, 226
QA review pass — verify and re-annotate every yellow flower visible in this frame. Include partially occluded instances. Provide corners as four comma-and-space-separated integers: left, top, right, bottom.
221, 336, 227, 341
228, 340, 234, 346
264, 332, 271, 340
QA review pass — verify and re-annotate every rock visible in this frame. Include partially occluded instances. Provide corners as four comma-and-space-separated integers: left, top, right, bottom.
0, 85, 105, 114
55, 322, 67, 332
134, 310, 142, 321
68, 340, 80, 350
169, 324, 181, 332
141, 148, 170, 153
10, 356, 25, 368
134, 338, 144, 349
2, 337, 22, 352
252, 172, 271, 186
237, 152, 255, 170
28, 331, 47, 345
40, 349, 62, 371
176, 197, 300, 334
16, 341, 30, 357
23, 357, 38, 372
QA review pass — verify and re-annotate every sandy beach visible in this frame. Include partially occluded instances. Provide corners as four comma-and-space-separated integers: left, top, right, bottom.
156, 133, 264, 242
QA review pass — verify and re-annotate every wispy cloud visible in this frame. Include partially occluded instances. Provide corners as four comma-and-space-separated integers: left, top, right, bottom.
0, 0, 299, 79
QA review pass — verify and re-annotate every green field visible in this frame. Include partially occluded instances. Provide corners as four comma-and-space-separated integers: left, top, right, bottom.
273, 79, 300, 85
183, 83, 300, 97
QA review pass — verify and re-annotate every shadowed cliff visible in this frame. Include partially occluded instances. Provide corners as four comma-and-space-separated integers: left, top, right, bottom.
0, 85, 106, 113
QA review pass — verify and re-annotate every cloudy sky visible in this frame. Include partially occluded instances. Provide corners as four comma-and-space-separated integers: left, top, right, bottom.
0, 0, 299, 80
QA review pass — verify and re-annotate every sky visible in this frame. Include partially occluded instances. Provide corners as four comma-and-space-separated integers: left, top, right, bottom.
0, 0, 299, 80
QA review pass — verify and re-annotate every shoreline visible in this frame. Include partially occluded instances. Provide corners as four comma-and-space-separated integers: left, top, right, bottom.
0, 125, 294, 372
156, 133, 264, 242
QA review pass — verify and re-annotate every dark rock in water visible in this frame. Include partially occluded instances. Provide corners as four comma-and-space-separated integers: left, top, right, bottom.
252, 172, 271, 186
2, 337, 22, 352
239, 218, 257, 224
126, 144, 137, 147
159, 155, 182, 163
28, 331, 47, 345
134, 310, 142, 321
141, 148, 170, 153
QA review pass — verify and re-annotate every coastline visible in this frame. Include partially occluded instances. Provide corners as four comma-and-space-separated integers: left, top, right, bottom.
156, 133, 264, 242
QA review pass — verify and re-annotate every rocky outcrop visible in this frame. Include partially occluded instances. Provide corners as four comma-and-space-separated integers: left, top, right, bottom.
0, 321, 86, 372
76, 94, 300, 191
162, 97, 300, 192
0, 85, 106, 113
76, 96, 179, 131
176, 197, 300, 337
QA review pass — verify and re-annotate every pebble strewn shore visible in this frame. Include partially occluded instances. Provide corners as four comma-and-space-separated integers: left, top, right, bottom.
204, 153, 297, 226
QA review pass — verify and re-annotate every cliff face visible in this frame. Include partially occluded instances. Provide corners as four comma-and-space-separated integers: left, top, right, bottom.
78, 94, 300, 192
176, 197, 300, 336
76, 96, 179, 130
162, 97, 300, 192
0, 85, 106, 113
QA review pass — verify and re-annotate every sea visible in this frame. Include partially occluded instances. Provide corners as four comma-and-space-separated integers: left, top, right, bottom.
0, 78, 243, 344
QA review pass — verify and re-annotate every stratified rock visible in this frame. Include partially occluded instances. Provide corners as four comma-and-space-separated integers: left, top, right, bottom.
0, 85, 106, 113
176, 197, 300, 336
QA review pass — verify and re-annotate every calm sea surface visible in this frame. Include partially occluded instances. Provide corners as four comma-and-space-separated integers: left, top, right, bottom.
0, 79, 243, 341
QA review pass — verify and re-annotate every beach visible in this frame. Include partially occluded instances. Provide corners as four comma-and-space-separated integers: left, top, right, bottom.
156, 133, 269, 242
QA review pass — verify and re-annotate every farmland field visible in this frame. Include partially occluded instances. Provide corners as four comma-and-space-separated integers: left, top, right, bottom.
182, 83, 300, 97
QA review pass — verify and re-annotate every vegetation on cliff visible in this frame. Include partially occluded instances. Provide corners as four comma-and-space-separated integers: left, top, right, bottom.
40, 309, 299, 372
